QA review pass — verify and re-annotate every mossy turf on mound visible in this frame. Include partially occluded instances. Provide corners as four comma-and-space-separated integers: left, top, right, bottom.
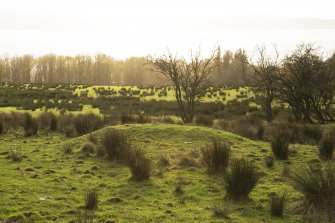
0, 124, 319, 222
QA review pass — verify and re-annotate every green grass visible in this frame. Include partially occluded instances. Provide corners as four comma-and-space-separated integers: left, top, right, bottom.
0, 124, 320, 222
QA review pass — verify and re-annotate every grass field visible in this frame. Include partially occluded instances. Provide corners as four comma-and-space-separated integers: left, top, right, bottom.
0, 123, 321, 222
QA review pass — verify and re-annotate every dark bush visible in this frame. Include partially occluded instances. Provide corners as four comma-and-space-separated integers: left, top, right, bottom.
271, 135, 289, 160
269, 192, 288, 217
201, 138, 230, 173
49, 112, 58, 131
125, 146, 152, 181
74, 113, 102, 136
103, 129, 129, 161
224, 158, 261, 200
265, 155, 274, 168
289, 164, 335, 221
85, 190, 98, 210
96, 146, 106, 158
195, 114, 214, 126
23, 113, 38, 136
121, 113, 135, 124
319, 134, 335, 160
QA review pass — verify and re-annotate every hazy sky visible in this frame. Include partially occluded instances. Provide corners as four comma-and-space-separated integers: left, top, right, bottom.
0, 0, 335, 58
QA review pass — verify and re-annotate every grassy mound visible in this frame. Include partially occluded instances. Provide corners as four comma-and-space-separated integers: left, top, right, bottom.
0, 124, 319, 222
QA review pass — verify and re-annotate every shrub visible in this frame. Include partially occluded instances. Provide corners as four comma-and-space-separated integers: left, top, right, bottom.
125, 146, 152, 181
195, 114, 213, 126
223, 158, 261, 200
49, 112, 58, 131
85, 190, 98, 210
289, 164, 335, 221
271, 135, 289, 160
201, 138, 230, 173
121, 113, 135, 124
81, 142, 96, 156
319, 134, 335, 160
37, 112, 51, 129
23, 113, 38, 136
265, 155, 274, 168
103, 129, 129, 161
269, 192, 288, 217
74, 113, 102, 136
179, 156, 199, 168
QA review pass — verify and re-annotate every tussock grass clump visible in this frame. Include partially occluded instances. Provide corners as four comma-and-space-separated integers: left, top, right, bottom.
289, 164, 335, 221
224, 158, 261, 200
271, 135, 289, 160
81, 142, 96, 156
23, 113, 38, 137
7, 149, 23, 162
265, 155, 274, 168
125, 146, 152, 181
269, 192, 288, 217
74, 113, 102, 136
195, 114, 213, 126
201, 138, 230, 173
49, 112, 58, 131
212, 203, 230, 219
319, 134, 335, 160
120, 113, 135, 124
103, 129, 129, 161
84, 190, 99, 210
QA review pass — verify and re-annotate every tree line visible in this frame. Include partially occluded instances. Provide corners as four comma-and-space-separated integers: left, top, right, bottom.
0, 50, 250, 86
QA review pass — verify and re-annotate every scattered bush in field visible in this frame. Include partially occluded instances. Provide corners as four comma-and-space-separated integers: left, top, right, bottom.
224, 158, 261, 200
85, 190, 99, 210
269, 192, 288, 217
212, 203, 230, 219
174, 176, 187, 194
289, 164, 335, 221
125, 146, 152, 181
121, 113, 135, 124
49, 112, 58, 131
81, 142, 96, 156
319, 134, 335, 160
265, 155, 274, 168
23, 113, 38, 136
37, 112, 51, 129
7, 149, 23, 162
302, 125, 323, 143
201, 138, 230, 173
195, 114, 213, 126
137, 113, 151, 124
64, 124, 76, 137
103, 129, 129, 161
95, 146, 106, 158
74, 113, 102, 136
271, 135, 289, 160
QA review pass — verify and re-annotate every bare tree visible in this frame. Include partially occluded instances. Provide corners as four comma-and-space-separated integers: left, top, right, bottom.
148, 49, 216, 123
243, 46, 281, 121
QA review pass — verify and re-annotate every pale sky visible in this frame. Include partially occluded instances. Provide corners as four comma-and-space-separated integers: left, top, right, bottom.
0, 0, 335, 58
